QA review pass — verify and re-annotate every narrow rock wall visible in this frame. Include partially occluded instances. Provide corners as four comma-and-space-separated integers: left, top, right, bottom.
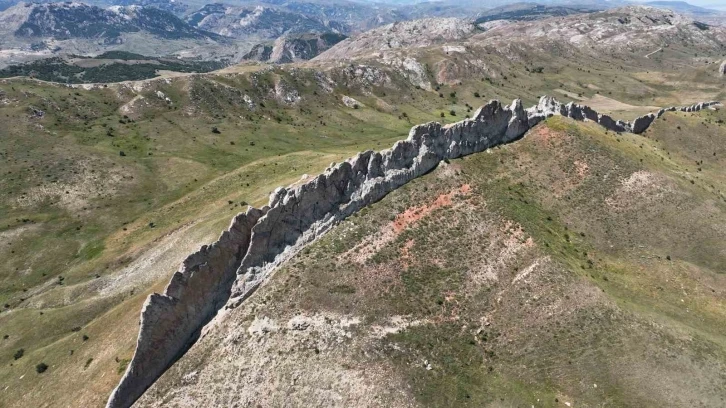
107, 96, 720, 408
106, 208, 264, 408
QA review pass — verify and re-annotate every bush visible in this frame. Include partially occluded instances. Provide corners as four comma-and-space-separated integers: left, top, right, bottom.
449, 110, 456, 116
474, 92, 480, 98
36, 363, 48, 373
13, 348, 24, 360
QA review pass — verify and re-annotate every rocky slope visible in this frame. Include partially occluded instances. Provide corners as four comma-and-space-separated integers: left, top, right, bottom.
186, 4, 347, 40
474, 3, 599, 25
107, 96, 720, 408
314, 18, 478, 61
469, 6, 726, 53
313, 6, 726, 93
645, 1, 726, 26
317, 6, 726, 63
242, 32, 347, 64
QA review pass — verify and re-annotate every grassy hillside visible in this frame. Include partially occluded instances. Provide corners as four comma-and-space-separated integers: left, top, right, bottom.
139, 108, 726, 407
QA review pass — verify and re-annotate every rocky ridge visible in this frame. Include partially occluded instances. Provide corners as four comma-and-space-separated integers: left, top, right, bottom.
107, 96, 721, 408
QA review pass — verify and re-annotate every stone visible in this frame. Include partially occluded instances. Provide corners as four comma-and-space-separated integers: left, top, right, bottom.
720, 60, 726, 76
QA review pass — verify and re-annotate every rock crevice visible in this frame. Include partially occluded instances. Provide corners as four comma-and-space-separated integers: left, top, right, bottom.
107, 96, 720, 408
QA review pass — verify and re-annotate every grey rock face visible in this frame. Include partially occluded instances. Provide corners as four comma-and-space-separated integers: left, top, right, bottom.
107, 207, 264, 408
632, 113, 656, 134
720, 60, 726, 76
107, 96, 722, 408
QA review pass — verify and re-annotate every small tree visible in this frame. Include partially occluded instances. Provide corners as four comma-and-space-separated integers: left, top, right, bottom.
36, 363, 48, 374
13, 349, 24, 360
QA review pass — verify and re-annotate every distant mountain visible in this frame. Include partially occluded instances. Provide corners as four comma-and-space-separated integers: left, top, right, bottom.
475, 3, 600, 24
0, 2, 237, 68
4, 2, 216, 41
270, 0, 403, 31
644, 1, 719, 15
317, 6, 726, 65
242, 32, 346, 63
113, 0, 189, 17
186, 4, 347, 39
643, 1, 726, 25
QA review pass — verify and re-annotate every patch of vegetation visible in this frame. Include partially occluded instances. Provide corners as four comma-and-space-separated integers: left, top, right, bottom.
0, 56, 226, 84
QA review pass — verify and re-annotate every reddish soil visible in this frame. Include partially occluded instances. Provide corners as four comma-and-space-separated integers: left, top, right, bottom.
530, 125, 561, 145
392, 184, 471, 233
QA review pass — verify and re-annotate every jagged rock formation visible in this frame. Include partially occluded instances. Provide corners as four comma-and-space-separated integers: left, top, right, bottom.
720, 60, 726, 76
107, 96, 721, 408
106, 207, 265, 408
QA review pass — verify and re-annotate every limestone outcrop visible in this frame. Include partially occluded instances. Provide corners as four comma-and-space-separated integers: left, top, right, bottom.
106, 207, 265, 408
107, 96, 721, 408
